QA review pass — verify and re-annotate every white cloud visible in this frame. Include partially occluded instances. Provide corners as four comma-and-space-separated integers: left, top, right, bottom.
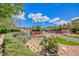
28, 13, 50, 22
49, 17, 60, 22
28, 13, 70, 25
54, 20, 69, 25
49, 17, 69, 25
71, 17, 79, 20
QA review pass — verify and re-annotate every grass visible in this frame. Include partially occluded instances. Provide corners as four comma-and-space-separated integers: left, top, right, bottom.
4, 32, 40, 56
52, 36, 79, 46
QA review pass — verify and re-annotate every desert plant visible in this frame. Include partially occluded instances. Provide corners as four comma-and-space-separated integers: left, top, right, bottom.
40, 36, 58, 56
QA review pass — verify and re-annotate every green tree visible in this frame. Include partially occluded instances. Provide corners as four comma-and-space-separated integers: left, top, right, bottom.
71, 19, 79, 34
0, 4, 24, 30
32, 25, 41, 31
46, 26, 59, 31
0, 3, 24, 18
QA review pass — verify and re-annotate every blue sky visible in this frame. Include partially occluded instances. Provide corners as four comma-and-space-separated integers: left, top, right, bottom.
15, 3, 79, 28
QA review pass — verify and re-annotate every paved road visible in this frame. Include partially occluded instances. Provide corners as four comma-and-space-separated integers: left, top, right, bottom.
52, 33, 79, 43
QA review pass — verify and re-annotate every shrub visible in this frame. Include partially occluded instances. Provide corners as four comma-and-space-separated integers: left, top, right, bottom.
76, 31, 79, 34
40, 36, 58, 56
14, 32, 31, 44
3, 33, 40, 56
0, 28, 20, 34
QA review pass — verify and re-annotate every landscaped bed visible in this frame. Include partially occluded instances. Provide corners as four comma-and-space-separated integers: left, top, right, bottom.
63, 33, 79, 39
3, 32, 79, 56
51, 36, 79, 46
3, 32, 40, 56
73, 36, 79, 39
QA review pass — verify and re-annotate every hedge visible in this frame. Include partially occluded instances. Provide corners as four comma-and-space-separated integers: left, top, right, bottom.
0, 28, 20, 34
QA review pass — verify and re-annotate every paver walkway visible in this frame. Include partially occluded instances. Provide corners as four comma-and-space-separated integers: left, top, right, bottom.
58, 44, 79, 56
25, 35, 43, 53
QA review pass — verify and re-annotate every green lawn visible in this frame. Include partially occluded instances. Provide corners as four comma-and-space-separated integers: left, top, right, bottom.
4, 32, 40, 56
52, 36, 79, 46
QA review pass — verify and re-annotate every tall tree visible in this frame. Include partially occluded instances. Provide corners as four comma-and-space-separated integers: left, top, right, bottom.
0, 3, 24, 18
